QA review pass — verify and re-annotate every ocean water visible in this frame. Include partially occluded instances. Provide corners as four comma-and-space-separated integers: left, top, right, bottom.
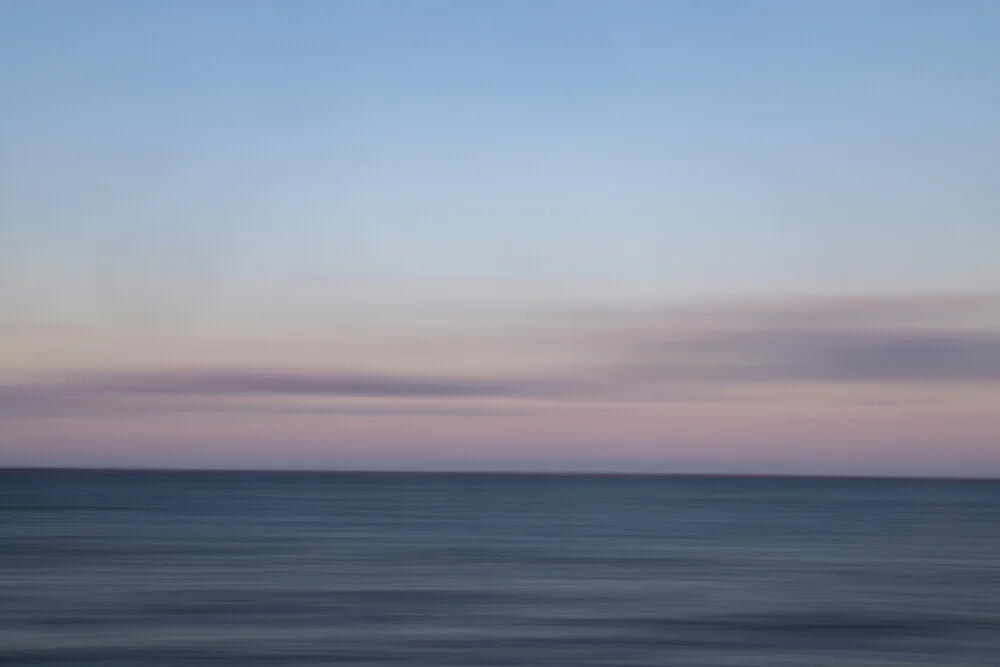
2, 470, 999, 666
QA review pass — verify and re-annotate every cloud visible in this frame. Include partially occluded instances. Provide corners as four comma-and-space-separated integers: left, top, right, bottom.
587, 292, 1000, 388
84, 370, 569, 398
0, 384, 111, 417
607, 329, 1000, 386
164, 402, 542, 417
3, 291, 999, 419
0, 369, 575, 419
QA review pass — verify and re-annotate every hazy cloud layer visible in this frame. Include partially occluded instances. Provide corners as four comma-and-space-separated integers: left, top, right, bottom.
84, 371, 569, 399
0, 370, 575, 418
606, 329, 1000, 386
591, 292, 1000, 388
3, 292, 998, 418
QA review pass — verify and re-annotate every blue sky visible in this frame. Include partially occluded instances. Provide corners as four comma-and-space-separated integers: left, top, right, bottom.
2, 1, 999, 473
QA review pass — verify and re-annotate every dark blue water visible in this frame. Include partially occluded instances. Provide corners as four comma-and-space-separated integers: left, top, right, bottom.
2, 470, 999, 666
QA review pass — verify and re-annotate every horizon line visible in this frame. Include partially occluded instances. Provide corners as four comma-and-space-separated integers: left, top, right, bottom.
1, 465, 997, 482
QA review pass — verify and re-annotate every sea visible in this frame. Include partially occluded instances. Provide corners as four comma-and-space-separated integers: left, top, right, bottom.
2, 469, 999, 666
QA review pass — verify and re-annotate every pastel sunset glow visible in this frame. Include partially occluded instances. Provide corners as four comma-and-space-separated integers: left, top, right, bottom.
2, 1, 998, 475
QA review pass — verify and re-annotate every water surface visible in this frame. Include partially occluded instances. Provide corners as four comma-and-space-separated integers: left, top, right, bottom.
2, 470, 999, 666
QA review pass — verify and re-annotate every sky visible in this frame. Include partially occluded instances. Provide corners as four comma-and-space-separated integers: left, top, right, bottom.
1, 0, 999, 475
